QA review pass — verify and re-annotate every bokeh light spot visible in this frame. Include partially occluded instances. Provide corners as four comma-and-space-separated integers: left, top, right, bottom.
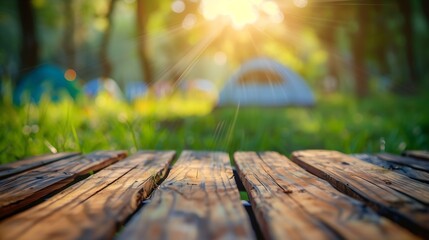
261, 1, 283, 23
65, 69, 77, 81
294, 0, 308, 8
214, 52, 227, 65
182, 14, 197, 29
171, 0, 185, 13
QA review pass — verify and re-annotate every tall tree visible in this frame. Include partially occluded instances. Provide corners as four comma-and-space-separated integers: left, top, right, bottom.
100, 0, 117, 79
397, 0, 418, 87
421, 0, 429, 24
311, 8, 341, 91
63, 0, 76, 69
18, 0, 39, 79
352, 7, 368, 98
136, 0, 153, 85
372, 4, 390, 78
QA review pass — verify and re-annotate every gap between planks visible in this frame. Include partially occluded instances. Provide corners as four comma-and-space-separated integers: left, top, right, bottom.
118, 151, 256, 240
234, 151, 416, 240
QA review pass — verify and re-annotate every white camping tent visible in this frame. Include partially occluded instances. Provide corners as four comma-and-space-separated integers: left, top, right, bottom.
218, 58, 315, 106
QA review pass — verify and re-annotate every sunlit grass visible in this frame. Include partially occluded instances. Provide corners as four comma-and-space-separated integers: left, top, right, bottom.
1, 89, 428, 164
133, 92, 216, 118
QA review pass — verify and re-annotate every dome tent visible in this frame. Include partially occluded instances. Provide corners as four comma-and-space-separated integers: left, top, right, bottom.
218, 58, 315, 106
83, 77, 123, 99
125, 81, 147, 101
13, 64, 80, 105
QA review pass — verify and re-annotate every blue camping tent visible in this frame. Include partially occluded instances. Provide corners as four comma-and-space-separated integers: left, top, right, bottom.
218, 58, 315, 106
83, 77, 123, 99
125, 81, 147, 101
13, 64, 80, 104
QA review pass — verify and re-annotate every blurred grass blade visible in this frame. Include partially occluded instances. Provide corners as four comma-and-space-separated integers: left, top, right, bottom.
127, 121, 138, 153
44, 140, 58, 153
225, 103, 240, 150
71, 123, 81, 153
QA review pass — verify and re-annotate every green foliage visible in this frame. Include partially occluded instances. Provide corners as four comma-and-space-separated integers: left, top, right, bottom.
239, 191, 249, 201
1, 0, 428, 163
1, 90, 428, 164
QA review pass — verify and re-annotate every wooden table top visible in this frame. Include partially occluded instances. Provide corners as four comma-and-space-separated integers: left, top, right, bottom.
0, 149, 428, 240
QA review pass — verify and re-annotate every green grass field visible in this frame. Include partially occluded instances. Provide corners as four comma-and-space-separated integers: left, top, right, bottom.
1, 90, 428, 164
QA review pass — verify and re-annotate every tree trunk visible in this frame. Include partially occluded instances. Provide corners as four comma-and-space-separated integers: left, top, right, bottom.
373, 4, 390, 78
324, 27, 341, 90
136, 0, 153, 85
397, 0, 418, 86
352, 7, 368, 98
63, 0, 75, 69
18, 0, 39, 78
419, 0, 429, 25
309, 7, 341, 92
100, 0, 117, 79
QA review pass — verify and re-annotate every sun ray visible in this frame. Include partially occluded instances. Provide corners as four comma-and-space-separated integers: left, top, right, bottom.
246, 30, 289, 101
151, 21, 225, 91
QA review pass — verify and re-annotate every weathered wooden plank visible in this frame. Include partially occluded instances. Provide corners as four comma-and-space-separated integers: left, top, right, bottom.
0, 150, 126, 219
292, 150, 429, 237
234, 151, 415, 240
354, 154, 429, 183
0, 152, 79, 179
118, 151, 255, 240
403, 150, 429, 161
0, 151, 175, 240
377, 153, 429, 172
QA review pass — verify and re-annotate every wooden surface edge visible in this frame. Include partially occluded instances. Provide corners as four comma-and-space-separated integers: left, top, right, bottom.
291, 150, 429, 238
0, 150, 127, 219
0, 152, 80, 179
0, 150, 174, 240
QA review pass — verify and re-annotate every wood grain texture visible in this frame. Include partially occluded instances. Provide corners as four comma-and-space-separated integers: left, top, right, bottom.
404, 150, 429, 161
354, 154, 429, 183
377, 153, 429, 172
0, 150, 126, 219
234, 151, 415, 240
0, 152, 79, 179
292, 150, 429, 237
118, 151, 255, 240
0, 151, 175, 240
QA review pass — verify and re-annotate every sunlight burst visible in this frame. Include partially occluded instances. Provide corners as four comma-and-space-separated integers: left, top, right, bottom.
200, 0, 283, 29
